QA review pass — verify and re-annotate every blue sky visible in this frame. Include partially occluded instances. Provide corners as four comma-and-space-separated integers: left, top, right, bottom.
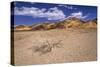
11, 1, 97, 25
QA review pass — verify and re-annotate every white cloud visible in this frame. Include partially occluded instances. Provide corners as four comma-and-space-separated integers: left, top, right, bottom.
58, 5, 77, 10
14, 7, 66, 20
67, 11, 88, 19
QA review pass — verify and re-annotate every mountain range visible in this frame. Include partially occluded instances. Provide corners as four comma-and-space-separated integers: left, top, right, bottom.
13, 17, 97, 31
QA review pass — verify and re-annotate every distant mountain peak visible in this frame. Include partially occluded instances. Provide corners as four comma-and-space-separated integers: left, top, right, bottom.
66, 16, 81, 20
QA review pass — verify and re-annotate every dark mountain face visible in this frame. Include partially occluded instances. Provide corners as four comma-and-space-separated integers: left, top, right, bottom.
92, 18, 97, 24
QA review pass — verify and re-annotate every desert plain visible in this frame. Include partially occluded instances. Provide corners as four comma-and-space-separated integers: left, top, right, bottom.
13, 28, 97, 65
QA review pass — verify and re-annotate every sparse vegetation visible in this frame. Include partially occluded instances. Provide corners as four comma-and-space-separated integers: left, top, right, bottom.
28, 40, 63, 55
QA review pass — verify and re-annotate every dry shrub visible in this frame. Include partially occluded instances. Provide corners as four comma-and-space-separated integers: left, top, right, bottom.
28, 40, 63, 55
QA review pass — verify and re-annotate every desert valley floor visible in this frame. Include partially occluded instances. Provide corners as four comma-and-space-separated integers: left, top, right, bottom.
13, 28, 97, 65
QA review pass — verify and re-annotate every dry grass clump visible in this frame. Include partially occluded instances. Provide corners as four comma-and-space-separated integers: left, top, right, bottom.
28, 40, 63, 55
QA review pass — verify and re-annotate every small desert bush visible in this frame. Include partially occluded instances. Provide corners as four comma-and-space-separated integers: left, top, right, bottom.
28, 40, 63, 55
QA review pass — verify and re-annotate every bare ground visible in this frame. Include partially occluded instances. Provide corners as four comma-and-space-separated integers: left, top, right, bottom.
13, 28, 97, 65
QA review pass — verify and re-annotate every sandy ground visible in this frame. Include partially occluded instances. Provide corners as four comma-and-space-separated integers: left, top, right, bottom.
13, 28, 97, 65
